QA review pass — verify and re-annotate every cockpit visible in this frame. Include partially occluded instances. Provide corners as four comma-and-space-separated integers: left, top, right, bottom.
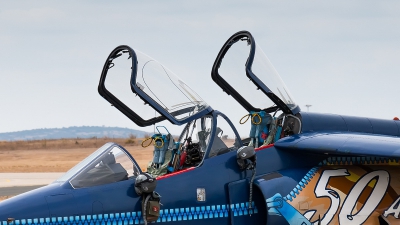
96, 45, 244, 178
54, 109, 242, 189
57, 30, 303, 188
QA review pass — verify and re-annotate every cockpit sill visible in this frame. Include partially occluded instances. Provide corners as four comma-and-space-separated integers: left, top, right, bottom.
45, 110, 243, 190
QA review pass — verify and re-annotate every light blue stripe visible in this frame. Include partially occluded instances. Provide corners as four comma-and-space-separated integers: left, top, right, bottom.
2, 201, 258, 225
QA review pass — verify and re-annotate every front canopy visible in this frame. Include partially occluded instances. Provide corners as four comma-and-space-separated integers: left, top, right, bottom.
98, 46, 212, 127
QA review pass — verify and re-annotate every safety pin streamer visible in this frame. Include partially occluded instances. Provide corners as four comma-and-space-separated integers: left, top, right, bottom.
240, 114, 251, 124
240, 113, 262, 125
251, 114, 262, 125
141, 137, 153, 148
153, 137, 164, 148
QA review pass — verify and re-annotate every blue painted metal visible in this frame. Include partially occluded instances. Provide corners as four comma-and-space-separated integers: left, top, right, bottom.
275, 131, 400, 157
0, 202, 252, 225
300, 111, 400, 137
0, 135, 326, 224
2, 111, 400, 224
4, 31, 400, 225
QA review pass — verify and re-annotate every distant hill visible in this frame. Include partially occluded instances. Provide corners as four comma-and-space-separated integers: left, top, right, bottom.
0, 126, 150, 141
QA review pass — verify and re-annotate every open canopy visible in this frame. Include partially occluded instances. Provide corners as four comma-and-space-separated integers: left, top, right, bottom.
212, 31, 300, 115
98, 46, 213, 127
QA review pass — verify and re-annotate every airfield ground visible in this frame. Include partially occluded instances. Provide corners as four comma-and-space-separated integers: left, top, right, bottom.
0, 137, 153, 172
0, 137, 153, 201
0, 137, 236, 201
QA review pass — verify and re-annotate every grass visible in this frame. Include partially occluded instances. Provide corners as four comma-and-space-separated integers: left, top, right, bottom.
0, 136, 154, 173
0, 136, 156, 200
0, 136, 139, 151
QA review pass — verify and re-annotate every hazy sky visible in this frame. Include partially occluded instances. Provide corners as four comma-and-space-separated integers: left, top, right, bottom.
1, 1, 399, 136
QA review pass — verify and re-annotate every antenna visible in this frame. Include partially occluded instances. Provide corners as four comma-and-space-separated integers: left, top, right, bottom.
305, 105, 312, 112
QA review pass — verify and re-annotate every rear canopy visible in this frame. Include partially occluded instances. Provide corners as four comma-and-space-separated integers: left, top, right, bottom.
211, 31, 300, 115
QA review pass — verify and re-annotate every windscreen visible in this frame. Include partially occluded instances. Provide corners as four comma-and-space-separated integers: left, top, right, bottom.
135, 51, 208, 121
55, 143, 113, 183
70, 146, 138, 188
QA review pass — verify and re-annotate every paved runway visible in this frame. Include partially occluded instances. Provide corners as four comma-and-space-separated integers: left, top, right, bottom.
0, 185, 44, 196
0, 173, 64, 196
0, 173, 64, 187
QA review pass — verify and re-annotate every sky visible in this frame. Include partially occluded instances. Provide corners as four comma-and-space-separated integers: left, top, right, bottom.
1, 1, 399, 136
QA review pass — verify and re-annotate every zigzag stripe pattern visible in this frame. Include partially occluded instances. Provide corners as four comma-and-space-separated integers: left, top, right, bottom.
318, 156, 399, 166
2, 202, 257, 225
230, 202, 257, 216
281, 156, 400, 203
283, 167, 319, 202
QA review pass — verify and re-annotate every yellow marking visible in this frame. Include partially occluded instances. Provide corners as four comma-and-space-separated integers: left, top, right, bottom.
389, 160, 400, 165
345, 170, 376, 188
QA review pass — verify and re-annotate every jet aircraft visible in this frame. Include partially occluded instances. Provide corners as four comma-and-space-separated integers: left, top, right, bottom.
1, 30, 400, 225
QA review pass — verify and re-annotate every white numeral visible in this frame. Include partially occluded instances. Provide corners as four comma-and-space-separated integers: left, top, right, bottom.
339, 171, 389, 224
314, 169, 389, 225
315, 169, 349, 225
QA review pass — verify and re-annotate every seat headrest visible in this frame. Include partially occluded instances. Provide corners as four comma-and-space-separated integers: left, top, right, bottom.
102, 153, 116, 165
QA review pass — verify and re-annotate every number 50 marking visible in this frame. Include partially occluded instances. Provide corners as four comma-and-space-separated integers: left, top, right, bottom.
314, 169, 389, 225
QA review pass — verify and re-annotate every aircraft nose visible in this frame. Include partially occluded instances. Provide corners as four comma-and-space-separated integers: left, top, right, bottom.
0, 190, 50, 221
